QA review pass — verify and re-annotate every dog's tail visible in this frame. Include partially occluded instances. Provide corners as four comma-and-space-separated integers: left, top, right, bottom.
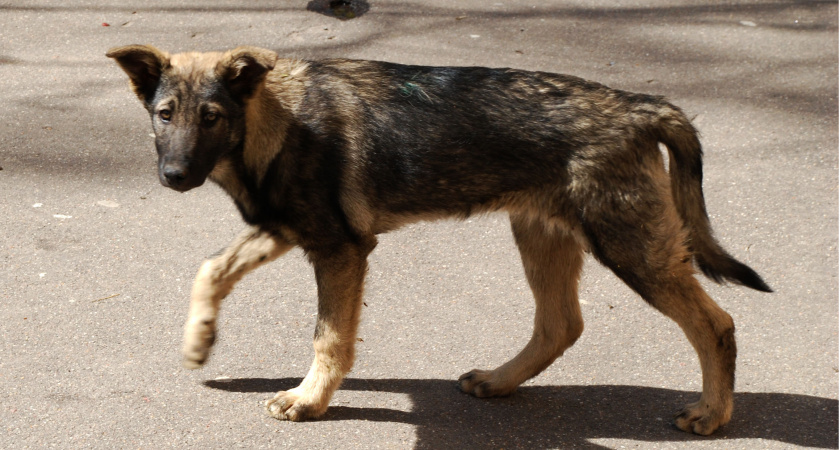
652, 103, 772, 292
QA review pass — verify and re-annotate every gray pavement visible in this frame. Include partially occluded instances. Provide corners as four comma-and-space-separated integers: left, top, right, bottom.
1, 1, 837, 448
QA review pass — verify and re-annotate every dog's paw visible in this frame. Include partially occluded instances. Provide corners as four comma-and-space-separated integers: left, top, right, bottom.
673, 400, 730, 435
265, 389, 327, 422
458, 369, 516, 398
182, 319, 216, 369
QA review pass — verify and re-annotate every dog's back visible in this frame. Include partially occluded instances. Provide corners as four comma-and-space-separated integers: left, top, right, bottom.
272, 60, 672, 226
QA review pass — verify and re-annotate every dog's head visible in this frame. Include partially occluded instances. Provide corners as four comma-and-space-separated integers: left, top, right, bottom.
107, 45, 278, 192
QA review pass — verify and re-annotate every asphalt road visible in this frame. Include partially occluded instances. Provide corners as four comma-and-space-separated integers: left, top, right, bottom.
1, 1, 837, 448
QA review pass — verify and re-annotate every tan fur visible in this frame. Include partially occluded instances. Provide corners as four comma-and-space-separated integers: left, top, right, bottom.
241, 60, 309, 185
460, 213, 585, 397
266, 236, 376, 420
182, 227, 293, 368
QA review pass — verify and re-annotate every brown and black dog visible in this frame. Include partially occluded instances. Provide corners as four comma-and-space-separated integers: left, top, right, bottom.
107, 44, 770, 435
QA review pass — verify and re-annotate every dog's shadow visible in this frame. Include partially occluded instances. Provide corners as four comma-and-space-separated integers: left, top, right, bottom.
204, 377, 838, 448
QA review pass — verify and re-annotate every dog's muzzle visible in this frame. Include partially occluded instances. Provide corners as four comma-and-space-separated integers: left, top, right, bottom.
160, 162, 204, 192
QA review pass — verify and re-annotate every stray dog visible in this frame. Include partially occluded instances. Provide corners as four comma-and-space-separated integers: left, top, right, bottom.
107, 45, 771, 435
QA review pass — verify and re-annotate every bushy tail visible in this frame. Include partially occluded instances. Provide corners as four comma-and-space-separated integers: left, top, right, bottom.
654, 105, 772, 292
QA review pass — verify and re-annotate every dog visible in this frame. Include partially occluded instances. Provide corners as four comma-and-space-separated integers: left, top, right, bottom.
107, 44, 770, 435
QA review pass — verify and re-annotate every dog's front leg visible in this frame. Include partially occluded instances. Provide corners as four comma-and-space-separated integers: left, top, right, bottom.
266, 241, 372, 421
182, 226, 293, 368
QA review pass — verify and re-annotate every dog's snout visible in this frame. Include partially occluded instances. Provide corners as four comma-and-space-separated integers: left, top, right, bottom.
162, 164, 188, 187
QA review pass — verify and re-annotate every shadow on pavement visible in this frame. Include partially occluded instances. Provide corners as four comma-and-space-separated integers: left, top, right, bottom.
0, 1, 835, 29
205, 377, 838, 448
5, 1, 833, 125
306, 0, 370, 20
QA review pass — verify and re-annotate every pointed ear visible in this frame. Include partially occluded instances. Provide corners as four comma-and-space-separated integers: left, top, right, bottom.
106, 45, 170, 102
216, 46, 278, 100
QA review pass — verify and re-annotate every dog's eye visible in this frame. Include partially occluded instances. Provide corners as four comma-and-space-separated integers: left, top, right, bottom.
203, 112, 218, 124
159, 109, 172, 122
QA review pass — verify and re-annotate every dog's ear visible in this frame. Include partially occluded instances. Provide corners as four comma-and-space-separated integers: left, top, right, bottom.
106, 45, 170, 102
216, 46, 278, 100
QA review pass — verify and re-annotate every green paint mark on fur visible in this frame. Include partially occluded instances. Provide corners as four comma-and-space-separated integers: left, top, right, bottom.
400, 81, 431, 103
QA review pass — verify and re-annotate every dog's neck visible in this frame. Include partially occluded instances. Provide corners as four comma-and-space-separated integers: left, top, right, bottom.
241, 59, 309, 186
209, 59, 310, 223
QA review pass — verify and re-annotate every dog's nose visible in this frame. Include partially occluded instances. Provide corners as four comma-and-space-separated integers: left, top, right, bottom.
162, 164, 188, 186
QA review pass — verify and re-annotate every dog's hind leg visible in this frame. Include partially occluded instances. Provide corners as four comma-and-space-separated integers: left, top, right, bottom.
581, 172, 736, 435
266, 238, 375, 421
459, 213, 584, 397
182, 226, 293, 368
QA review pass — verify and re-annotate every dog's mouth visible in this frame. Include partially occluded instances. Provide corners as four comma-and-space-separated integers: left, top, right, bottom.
162, 178, 206, 192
